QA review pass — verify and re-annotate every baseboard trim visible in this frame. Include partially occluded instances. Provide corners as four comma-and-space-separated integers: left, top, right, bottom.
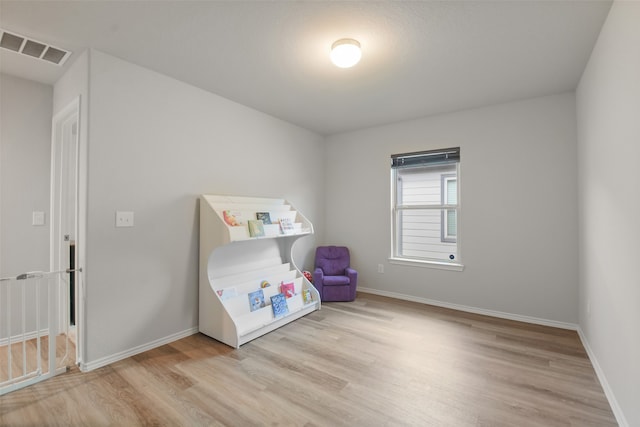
79, 326, 198, 372
577, 327, 629, 427
357, 287, 578, 330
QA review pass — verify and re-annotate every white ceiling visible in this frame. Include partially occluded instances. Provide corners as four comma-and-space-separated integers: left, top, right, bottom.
0, 1, 612, 135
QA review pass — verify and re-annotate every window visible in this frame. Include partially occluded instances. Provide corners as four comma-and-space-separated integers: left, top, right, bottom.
391, 147, 461, 268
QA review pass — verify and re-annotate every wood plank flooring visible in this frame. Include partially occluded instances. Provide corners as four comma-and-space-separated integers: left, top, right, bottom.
0, 294, 617, 426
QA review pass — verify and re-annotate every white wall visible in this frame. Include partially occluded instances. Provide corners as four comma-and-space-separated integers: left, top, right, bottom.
80, 50, 324, 365
325, 93, 579, 324
0, 73, 52, 277
576, 2, 640, 426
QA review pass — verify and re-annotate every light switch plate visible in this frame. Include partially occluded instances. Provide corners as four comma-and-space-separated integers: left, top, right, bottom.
115, 211, 134, 227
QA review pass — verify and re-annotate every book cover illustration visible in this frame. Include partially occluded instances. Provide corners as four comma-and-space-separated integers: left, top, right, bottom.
279, 217, 295, 234
302, 289, 313, 305
270, 293, 289, 318
248, 289, 266, 312
256, 212, 272, 224
223, 210, 244, 226
216, 287, 238, 301
248, 219, 265, 237
280, 281, 295, 299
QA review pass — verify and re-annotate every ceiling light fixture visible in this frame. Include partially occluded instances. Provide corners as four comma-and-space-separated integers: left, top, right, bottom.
330, 38, 361, 68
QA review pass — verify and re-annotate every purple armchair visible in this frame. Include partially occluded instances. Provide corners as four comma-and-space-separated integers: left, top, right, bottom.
312, 246, 358, 302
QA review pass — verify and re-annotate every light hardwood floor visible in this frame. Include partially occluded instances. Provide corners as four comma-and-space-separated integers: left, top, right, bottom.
0, 294, 617, 426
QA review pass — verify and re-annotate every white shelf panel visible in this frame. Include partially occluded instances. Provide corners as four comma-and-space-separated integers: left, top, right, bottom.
225, 221, 309, 242
235, 293, 315, 337
223, 276, 303, 317
212, 262, 291, 289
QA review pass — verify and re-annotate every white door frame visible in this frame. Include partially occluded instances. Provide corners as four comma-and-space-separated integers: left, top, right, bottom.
50, 96, 83, 367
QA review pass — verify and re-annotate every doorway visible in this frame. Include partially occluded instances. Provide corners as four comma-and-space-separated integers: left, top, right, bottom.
50, 97, 81, 367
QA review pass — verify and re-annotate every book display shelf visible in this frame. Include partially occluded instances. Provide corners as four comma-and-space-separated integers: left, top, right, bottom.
199, 194, 320, 348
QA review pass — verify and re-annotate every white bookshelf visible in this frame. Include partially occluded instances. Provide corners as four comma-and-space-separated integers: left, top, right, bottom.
199, 194, 320, 348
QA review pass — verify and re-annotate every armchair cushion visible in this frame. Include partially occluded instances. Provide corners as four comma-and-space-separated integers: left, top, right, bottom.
323, 275, 351, 286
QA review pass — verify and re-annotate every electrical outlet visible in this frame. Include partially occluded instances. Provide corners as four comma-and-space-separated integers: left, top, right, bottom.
115, 211, 134, 227
378, 263, 384, 274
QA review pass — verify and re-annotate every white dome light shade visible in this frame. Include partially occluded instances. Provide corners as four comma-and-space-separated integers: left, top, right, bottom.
330, 39, 361, 68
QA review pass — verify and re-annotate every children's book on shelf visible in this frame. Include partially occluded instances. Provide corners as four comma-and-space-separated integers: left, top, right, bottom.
302, 289, 313, 305
280, 281, 295, 298
248, 219, 265, 237
270, 293, 289, 318
248, 289, 266, 312
279, 217, 295, 234
216, 287, 238, 301
256, 212, 272, 224
223, 210, 244, 227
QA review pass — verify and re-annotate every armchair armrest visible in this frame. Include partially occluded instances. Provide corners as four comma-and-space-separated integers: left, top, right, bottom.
345, 267, 358, 301
345, 267, 358, 282
312, 267, 325, 296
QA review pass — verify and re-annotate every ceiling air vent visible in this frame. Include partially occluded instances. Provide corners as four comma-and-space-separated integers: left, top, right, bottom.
0, 29, 71, 66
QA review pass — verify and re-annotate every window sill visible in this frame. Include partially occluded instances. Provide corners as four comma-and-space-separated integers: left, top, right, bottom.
389, 257, 465, 272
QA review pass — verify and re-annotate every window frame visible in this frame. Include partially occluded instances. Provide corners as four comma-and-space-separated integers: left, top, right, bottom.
390, 149, 464, 271
441, 174, 457, 243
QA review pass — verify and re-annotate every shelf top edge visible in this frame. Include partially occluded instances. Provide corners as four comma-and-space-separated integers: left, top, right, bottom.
202, 194, 287, 206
